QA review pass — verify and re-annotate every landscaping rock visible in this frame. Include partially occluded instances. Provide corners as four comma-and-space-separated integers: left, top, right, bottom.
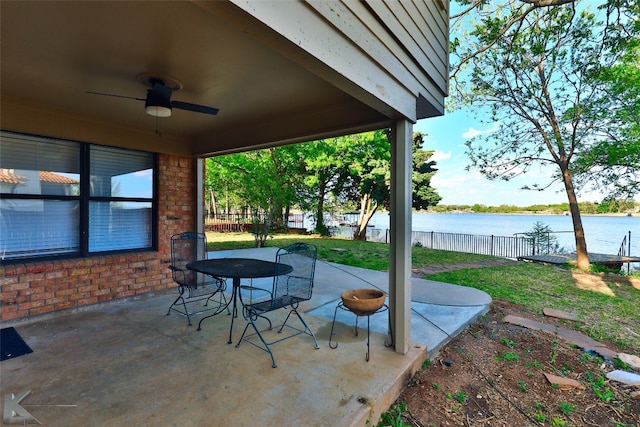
606, 370, 640, 386
543, 373, 586, 390
504, 315, 618, 360
618, 353, 640, 371
542, 307, 580, 322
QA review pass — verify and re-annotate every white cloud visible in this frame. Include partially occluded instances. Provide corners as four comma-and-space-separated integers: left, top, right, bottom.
462, 122, 500, 139
430, 150, 451, 162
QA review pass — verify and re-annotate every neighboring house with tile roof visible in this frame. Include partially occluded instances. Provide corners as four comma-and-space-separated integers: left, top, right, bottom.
0, 169, 79, 195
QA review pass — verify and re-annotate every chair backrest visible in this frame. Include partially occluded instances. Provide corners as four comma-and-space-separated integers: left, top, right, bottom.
272, 242, 317, 304
170, 232, 208, 287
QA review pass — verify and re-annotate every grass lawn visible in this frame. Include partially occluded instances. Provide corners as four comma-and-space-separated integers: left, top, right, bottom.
429, 264, 640, 354
206, 232, 640, 355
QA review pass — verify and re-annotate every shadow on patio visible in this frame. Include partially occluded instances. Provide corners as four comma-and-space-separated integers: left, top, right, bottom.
1, 248, 490, 426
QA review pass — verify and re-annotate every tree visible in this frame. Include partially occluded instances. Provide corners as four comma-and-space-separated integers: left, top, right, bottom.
572, 0, 640, 199
206, 131, 441, 242
450, 0, 578, 99
451, 1, 639, 201
299, 137, 351, 235
525, 221, 563, 255
335, 130, 391, 240
333, 130, 441, 240
206, 148, 301, 247
412, 133, 442, 210
451, 2, 629, 270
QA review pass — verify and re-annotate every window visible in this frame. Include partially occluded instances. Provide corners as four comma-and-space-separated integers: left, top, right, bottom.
0, 131, 156, 261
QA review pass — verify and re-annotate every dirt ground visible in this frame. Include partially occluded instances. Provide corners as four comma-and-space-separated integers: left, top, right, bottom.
395, 300, 640, 427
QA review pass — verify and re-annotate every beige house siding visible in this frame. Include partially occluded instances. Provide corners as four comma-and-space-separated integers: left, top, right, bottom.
228, 0, 449, 122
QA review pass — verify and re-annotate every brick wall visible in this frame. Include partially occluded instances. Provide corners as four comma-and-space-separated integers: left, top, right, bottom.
0, 153, 196, 322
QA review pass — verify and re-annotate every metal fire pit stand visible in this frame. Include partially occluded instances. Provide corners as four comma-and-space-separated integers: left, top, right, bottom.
328, 302, 389, 362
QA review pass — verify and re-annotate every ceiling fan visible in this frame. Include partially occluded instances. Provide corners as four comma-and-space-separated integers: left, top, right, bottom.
87, 75, 219, 118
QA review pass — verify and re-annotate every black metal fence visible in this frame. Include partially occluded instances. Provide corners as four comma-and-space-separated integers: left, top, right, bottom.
207, 213, 535, 259
330, 227, 534, 259
204, 213, 305, 232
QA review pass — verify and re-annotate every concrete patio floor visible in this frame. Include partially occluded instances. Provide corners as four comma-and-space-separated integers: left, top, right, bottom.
1, 248, 491, 426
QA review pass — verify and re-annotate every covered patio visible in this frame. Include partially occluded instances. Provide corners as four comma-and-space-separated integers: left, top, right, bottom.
2, 1, 452, 424
2, 248, 490, 426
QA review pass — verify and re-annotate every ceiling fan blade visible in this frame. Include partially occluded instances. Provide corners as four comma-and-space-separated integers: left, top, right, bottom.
171, 100, 219, 116
86, 91, 145, 102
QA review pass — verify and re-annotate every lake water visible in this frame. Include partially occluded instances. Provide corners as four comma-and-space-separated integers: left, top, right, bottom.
368, 212, 639, 257
299, 211, 639, 261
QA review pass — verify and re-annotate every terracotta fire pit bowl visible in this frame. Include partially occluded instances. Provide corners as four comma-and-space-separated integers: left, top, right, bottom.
340, 289, 386, 316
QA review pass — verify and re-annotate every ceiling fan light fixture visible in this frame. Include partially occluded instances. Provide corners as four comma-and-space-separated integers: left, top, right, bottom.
89, 74, 218, 118
145, 105, 172, 117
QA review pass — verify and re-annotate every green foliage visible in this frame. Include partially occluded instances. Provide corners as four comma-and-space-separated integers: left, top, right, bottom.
526, 359, 542, 370
584, 370, 616, 402
454, 391, 468, 404
429, 200, 640, 214
449, 0, 640, 269
412, 132, 442, 210
533, 413, 546, 422
524, 221, 564, 255
572, 0, 640, 200
558, 402, 576, 416
205, 130, 442, 238
613, 357, 631, 371
336, 130, 392, 240
596, 198, 637, 214
501, 337, 516, 348
205, 147, 301, 245
496, 351, 519, 362
377, 401, 410, 427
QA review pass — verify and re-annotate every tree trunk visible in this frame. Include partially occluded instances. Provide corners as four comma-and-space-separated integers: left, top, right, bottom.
210, 188, 217, 217
284, 205, 290, 228
315, 180, 328, 234
272, 203, 284, 229
561, 165, 590, 270
225, 185, 230, 219
354, 193, 378, 240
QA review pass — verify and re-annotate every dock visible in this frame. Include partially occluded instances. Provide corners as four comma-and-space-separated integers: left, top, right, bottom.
518, 252, 640, 269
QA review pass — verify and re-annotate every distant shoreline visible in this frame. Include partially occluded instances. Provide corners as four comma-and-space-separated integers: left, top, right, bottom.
361, 210, 637, 217
416, 211, 635, 217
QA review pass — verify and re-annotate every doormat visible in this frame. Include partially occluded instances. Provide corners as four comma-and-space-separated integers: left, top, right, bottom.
1, 327, 33, 361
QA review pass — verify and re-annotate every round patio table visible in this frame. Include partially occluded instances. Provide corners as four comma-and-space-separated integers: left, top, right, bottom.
187, 258, 292, 343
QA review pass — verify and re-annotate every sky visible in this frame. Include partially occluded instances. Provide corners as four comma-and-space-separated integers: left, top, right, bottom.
413, 108, 607, 207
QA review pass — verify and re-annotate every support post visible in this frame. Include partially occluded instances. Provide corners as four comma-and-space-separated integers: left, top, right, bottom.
196, 158, 205, 234
388, 119, 413, 354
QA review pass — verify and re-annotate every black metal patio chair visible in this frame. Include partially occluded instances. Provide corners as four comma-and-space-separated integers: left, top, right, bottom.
236, 242, 319, 367
167, 232, 229, 326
